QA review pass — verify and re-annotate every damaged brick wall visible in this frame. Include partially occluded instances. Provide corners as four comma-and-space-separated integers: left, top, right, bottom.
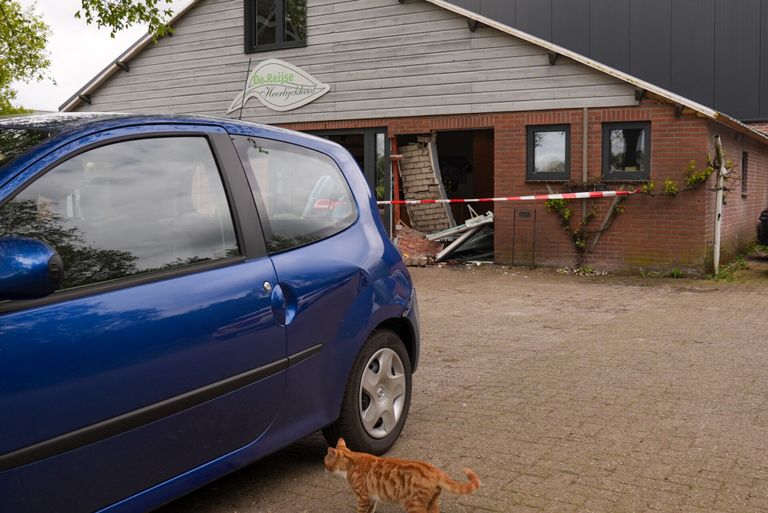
398, 135, 454, 233
284, 102, 768, 272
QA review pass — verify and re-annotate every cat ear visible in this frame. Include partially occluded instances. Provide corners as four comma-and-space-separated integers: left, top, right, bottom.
327, 447, 337, 456
337, 437, 346, 448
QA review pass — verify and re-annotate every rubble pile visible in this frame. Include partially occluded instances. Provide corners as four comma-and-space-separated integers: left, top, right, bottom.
393, 208, 494, 267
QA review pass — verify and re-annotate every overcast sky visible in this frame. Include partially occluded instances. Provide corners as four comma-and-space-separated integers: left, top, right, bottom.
12, 0, 188, 112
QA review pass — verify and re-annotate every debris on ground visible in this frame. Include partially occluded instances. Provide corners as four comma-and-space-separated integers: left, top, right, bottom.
556, 265, 608, 276
464, 260, 494, 267
395, 207, 495, 266
442, 225, 493, 262
393, 223, 443, 267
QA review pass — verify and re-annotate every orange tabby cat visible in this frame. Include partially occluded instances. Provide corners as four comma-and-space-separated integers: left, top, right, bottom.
324, 438, 480, 513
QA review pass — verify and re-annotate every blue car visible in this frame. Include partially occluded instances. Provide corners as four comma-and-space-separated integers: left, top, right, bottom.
0, 114, 419, 513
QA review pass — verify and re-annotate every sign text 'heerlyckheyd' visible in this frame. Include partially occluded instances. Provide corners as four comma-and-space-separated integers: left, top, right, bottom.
227, 59, 330, 113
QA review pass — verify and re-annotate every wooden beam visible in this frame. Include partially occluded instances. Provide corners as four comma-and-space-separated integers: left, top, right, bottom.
116, 61, 129, 72
589, 185, 625, 252
78, 94, 91, 105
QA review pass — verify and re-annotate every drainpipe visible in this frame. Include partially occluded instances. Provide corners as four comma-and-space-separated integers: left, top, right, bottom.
582, 107, 589, 220
712, 134, 729, 275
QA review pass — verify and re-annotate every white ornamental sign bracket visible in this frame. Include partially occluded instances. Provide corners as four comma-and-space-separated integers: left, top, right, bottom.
228, 59, 330, 113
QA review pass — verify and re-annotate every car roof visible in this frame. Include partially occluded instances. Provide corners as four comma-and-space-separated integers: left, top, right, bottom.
0, 113, 352, 188
0, 112, 342, 149
0, 113, 127, 134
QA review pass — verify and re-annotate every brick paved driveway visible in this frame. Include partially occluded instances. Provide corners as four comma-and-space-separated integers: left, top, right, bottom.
158, 258, 768, 513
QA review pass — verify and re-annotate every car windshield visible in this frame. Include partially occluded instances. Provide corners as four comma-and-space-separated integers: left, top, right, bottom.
0, 127, 53, 173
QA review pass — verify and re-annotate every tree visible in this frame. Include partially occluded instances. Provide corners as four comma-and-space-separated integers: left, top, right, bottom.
76, 0, 175, 39
0, 0, 174, 114
0, 0, 51, 115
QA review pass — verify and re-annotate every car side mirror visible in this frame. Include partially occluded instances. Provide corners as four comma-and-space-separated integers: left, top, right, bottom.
0, 236, 64, 300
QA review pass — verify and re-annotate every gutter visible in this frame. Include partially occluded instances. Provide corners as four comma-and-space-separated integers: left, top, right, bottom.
59, 0, 203, 112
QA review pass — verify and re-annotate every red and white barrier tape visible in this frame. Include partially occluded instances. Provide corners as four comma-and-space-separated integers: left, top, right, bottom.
377, 189, 637, 206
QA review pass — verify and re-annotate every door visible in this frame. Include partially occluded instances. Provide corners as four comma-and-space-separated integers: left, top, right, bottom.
313, 129, 391, 234
233, 135, 373, 426
0, 129, 286, 513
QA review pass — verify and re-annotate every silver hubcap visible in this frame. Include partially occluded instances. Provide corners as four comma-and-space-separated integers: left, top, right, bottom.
359, 348, 406, 439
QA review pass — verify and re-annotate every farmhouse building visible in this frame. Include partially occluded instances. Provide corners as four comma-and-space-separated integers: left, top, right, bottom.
62, 0, 768, 272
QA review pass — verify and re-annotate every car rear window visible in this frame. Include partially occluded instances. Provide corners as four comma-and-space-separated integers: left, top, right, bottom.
0, 128, 52, 172
234, 136, 357, 254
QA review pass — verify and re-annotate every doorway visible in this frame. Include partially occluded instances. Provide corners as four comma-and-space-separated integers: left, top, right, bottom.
312, 128, 391, 234
434, 130, 494, 225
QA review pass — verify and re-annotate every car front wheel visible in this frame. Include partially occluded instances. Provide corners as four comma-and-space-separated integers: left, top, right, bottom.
322, 329, 412, 454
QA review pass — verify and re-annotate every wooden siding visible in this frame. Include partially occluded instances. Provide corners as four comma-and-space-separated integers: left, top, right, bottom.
75, 0, 637, 122
448, 0, 768, 122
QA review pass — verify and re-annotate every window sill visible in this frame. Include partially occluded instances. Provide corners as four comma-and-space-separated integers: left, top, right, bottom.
245, 41, 307, 54
601, 177, 650, 183
525, 177, 570, 183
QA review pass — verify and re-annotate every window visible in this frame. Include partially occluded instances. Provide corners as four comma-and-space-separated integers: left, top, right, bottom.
0, 137, 239, 290
234, 136, 357, 253
245, 0, 307, 53
602, 122, 651, 181
742, 151, 749, 197
527, 125, 570, 181
0, 128, 51, 172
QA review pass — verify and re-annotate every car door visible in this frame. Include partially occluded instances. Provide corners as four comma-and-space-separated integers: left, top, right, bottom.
232, 135, 379, 425
0, 126, 287, 513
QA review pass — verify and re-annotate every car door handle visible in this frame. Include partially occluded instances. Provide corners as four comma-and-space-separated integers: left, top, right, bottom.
269, 283, 296, 326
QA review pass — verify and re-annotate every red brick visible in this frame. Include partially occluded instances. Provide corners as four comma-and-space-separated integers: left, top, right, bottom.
279, 102, 768, 272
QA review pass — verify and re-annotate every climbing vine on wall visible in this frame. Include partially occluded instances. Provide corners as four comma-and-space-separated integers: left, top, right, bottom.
544, 152, 737, 263
544, 188, 624, 265
544, 198, 597, 254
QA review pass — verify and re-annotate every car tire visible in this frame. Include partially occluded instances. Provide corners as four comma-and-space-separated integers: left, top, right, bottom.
322, 329, 412, 455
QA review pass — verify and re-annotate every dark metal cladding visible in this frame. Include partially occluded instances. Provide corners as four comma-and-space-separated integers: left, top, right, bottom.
630, 0, 671, 90
715, 0, 761, 120
445, 0, 768, 121
590, 0, 630, 71
551, 0, 590, 56
516, 0, 551, 40
671, 0, 715, 108
762, 0, 768, 119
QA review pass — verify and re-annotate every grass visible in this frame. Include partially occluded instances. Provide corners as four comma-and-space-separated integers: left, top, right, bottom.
713, 254, 749, 281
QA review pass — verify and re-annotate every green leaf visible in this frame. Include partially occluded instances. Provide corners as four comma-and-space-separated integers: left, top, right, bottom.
78, 0, 175, 40
0, 0, 51, 114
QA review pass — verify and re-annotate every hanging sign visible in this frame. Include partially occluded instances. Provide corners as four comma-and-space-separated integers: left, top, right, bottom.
227, 59, 330, 113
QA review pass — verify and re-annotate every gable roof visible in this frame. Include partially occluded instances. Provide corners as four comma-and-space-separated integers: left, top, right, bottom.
425, 0, 768, 145
444, 0, 767, 123
60, 0, 768, 144
58, 0, 204, 113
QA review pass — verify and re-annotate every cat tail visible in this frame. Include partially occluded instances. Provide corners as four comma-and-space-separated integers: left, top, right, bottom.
438, 468, 481, 495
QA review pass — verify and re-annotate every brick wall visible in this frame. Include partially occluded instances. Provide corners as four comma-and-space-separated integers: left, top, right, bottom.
398, 137, 453, 233
707, 121, 768, 264
283, 100, 768, 272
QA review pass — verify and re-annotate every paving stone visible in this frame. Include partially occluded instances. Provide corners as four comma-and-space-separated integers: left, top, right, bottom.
158, 263, 768, 513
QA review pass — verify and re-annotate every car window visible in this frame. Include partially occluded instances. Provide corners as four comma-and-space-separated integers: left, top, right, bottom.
0, 127, 52, 173
234, 136, 357, 253
0, 137, 239, 290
